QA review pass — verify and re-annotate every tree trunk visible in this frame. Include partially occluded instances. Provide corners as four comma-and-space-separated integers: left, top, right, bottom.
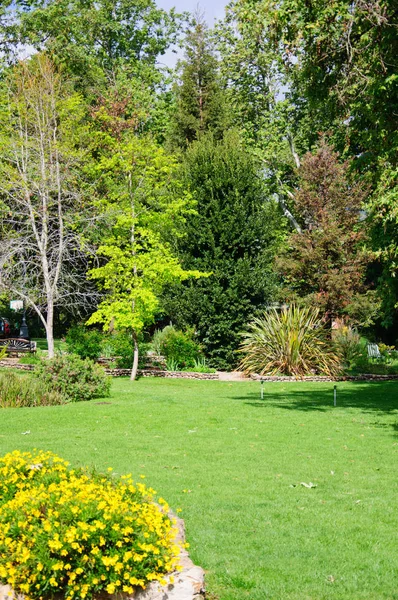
46, 298, 55, 358
130, 331, 139, 381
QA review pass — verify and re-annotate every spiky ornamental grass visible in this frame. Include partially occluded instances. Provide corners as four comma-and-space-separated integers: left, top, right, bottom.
239, 305, 341, 377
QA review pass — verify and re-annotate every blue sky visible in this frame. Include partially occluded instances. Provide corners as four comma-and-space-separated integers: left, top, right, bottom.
157, 0, 228, 24
156, 0, 228, 67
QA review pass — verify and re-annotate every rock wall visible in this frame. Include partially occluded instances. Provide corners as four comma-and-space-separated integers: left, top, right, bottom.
106, 368, 219, 380
250, 374, 398, 382
1, 360, 398, 382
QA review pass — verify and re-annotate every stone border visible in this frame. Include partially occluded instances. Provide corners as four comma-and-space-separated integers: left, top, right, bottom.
106, 368, 219, 380
0, 361, 34, 371
250, 373, 398, 382
1, 360, 398, 382
0, 516, 205, 600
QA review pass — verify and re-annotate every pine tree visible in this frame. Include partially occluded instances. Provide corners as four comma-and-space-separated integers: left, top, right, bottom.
170, 11, 227, 148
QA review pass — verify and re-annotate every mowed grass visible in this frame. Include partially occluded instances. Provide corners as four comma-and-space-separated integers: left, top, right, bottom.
31, 338, 67, 352
1, 377, 398, 599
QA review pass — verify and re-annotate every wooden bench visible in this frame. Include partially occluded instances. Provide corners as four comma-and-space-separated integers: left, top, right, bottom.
0, 338, 37, 355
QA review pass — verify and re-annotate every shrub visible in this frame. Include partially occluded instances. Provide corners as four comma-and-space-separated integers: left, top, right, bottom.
239, 305, 341, 377
0, 450, 181, 600
34, 354, 110, 402
0, 347, 7, 360
165, 357, 180, 372
378, 342, 396, 363
102, 333, 150, 369
0, 372, 65, 408
189, 358, 216, 373
152, 326, 202, 369
333, 326, 364, 368
65, 325, 103, 360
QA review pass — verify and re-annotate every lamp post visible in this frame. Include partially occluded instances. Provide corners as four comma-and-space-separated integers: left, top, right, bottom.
19, 312, 29, 339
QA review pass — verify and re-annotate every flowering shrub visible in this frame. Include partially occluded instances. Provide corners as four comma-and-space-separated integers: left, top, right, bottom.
0, 451, 181, 600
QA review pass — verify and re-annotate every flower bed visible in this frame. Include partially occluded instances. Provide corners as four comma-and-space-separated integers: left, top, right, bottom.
0, 451, 182, 600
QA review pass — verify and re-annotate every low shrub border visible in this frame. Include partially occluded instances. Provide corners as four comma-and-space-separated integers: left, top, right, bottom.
0, 451, 205, 600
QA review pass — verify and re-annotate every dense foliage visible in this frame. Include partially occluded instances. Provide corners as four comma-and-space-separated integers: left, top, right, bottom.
0, 0, 396, 371
163, 133, 284, 369
278, 141, 373, 323
34, 354, 111, 402
152, 325, 202, 369
66, 326, 103, 361
0, 372, 65, 408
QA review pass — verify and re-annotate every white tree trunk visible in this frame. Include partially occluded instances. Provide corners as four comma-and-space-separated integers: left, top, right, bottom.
46, 297, 55, 358
130, 332, 139, 381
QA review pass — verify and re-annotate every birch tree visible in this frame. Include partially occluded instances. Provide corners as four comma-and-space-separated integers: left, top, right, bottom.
0, 54, 95, 356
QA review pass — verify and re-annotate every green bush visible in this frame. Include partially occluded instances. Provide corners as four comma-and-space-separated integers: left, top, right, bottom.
189, 358, 216, 373
65, 325, 103, 360
34, 354, 110, 402
152, 326, 202, 369
102, 333, 150, 369
0, 372, 65, 408
239, 305, 341, 376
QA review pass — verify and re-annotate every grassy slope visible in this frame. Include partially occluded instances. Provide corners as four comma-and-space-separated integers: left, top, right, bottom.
1, 378, 397, 600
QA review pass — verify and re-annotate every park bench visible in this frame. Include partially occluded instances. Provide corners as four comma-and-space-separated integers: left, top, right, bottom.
0, 338, 37, 355
367, 343, 381, 360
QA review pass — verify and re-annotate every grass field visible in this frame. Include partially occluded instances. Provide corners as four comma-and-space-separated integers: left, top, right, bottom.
1, 377, 397, 599
31, 338, 67, 352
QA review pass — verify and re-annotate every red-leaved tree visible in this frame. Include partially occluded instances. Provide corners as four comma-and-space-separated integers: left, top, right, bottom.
278, 141, 376, 324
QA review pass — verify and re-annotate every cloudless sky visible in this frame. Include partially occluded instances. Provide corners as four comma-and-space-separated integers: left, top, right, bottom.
157, 0, 228, 24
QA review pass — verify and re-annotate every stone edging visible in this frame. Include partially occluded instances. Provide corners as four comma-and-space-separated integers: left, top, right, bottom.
1, 361, 398, 382
250, 374, 398, 382
106, 368, 219, 380
0, 515, 205, 600
0, 361, 34, 371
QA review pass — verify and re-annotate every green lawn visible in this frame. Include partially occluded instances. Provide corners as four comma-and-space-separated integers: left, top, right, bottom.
1, 378, 398, 599
31, 338, 67, 352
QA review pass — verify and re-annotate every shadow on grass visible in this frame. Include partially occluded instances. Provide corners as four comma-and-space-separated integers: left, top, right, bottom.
233, 381, 398, 415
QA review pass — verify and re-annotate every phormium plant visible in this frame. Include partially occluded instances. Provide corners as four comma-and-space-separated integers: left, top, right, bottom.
239, 304, 341, 377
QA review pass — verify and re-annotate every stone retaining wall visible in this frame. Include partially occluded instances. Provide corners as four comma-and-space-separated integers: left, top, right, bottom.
106, 368, 219, 380
0, 361, 34, 371
250, 373, 398, 382
1, 360, 398, 382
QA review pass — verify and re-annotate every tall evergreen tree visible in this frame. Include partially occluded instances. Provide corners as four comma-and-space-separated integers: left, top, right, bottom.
162, 133, 285, 369
170, 11, 228, 149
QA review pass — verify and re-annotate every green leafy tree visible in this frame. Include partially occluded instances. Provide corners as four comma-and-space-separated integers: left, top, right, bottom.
218, 0, 397, 340
162, 132, 285, 369
1, 0, 182, 88
86, 110, 202, 379
262, 0, 398, 171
